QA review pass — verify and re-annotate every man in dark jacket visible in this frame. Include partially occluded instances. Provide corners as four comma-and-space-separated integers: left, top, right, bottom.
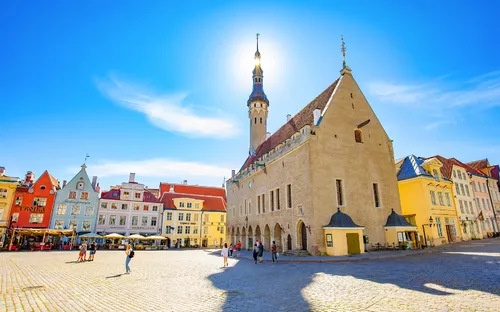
258, 241, 264, 263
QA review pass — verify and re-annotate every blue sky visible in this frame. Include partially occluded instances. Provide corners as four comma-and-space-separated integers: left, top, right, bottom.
1, 1, 499, 189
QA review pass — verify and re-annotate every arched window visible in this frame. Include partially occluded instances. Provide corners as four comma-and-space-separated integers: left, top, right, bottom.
254, 117, 257, 124
260, 118, 263, 124
354, 130, 363, 143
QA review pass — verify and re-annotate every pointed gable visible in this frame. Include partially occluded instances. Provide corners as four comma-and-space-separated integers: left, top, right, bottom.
397, 155, 432, 181
467, 159, 490, 170
241, 79, 340, 170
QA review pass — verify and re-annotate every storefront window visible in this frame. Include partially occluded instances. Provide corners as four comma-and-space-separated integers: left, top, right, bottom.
436, 217, 443, 237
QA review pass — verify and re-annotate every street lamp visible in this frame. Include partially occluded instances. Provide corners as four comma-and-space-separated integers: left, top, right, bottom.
422, 216, 434, 248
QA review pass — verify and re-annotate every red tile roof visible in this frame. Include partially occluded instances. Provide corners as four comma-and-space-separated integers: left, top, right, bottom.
467, 159, 489, 170
159, 183, 226, 201
241, 78, 340, 170
449, 158, 485, 177
425, 155, 485, 179
101, 188, 160, 203
160, 192, 226, 212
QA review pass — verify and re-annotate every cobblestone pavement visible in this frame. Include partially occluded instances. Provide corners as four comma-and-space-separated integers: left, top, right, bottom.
1, 239, 499, 312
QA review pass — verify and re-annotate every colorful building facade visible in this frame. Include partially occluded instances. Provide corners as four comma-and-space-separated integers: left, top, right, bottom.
49, 165, 100, 234
10, 171, 60, 229
0, 167, 21, 244
96, 173, 162, 236
160, 183, 226, 248
397, 156, 460, 247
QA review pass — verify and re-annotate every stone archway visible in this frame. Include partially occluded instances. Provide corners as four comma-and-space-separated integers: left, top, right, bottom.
274, 223, 283, 251
287, 234, 292, 251
236, 227, 240, 246
264, 224, 271, 251
297, 220, 308, 251
247, 226, 254, 250
255, 225, 262, 244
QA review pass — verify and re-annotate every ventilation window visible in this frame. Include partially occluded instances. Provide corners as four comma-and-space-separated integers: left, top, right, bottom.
260, 118, 262, 124
352, 103, 355, 109
255, 117, 257, 124
354, 130, 363, 143
350, 93, 353, 98
40, 186, 46, 190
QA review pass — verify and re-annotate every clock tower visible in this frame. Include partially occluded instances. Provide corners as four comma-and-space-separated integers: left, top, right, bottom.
248, 33, 269, 154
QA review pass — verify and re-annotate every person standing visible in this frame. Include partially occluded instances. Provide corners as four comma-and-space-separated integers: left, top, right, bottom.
88, 242, 96, 261
252, 243, 259, 264
258, 241, 264, 263
125, 244, 134, 274
77, 244, 84, 262
236, 241, 242, 257
271, 241, 279, 263
221, 243, 229, 267
229, 243, 234, 257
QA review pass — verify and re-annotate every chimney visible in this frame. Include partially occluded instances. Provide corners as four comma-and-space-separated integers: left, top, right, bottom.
313, 108, 321, 125
63, 180, 67, 187
25, 171, 35, 185
92, 176, 98, 190
266, 132, 271, 140
286, 114, 291, 122
95, 183, 101, 194
183, 180, 188, 185
129, 173, 135, 183
231, 170, 235, 178
169, 185, 174, 192
0, 167, 5, 176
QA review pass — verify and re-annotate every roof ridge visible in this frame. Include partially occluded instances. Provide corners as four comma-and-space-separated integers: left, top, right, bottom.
161, 191, 225, 200
159, 183, 225, 190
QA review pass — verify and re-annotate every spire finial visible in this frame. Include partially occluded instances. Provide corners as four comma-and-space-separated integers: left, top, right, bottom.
84, 153, 90, 165
341, 35, 346, 68
256, 33, 260, 52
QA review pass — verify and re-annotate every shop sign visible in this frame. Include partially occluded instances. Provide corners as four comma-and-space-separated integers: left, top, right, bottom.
63, 200, 91, 205
131, 226, 155, 230
19, 206, 45, 213
179, 222, 197, 225
326, 234, 333, 247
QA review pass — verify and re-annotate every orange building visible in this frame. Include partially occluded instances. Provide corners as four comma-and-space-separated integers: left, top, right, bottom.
10, 171, 60, 229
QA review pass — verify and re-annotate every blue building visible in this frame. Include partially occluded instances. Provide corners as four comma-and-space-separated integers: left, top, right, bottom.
49, 164, 99, 234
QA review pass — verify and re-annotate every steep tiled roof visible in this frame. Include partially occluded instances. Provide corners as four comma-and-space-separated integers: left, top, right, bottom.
159, 183, 226, 201
101, 189, 160, 203
397, 155, 432, 181
160, 192, 226, 212
449, 158, 485, 177
467, 159, 489, 170
426, 155, 453, 179
241, 78, 340, 170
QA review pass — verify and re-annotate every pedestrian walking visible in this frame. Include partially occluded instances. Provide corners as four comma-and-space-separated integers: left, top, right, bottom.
77, 244, 85, 262
236, 241, 242, 257
125, 244, 134, 274
258, 241, 264, 263
221, 243, 229, 267
252, 243, 259, 264
229, 244, 234, 257
88, 242, 96, 261
271, 241, 279, 263
233, 244, 237, 257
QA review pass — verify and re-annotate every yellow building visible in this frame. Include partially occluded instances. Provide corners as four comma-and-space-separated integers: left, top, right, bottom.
396, 155, 461, 247
0, 167, 21, 245
160, 187, 226, 248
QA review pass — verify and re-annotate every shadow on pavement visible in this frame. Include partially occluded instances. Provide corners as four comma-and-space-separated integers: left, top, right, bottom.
105, 273, 124, 279
207, 239, 500, 311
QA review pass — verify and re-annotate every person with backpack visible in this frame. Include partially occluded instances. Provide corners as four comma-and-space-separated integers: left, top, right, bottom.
125, 244, 134, 274
252, 243, 259, 264
258, 241, 264, 263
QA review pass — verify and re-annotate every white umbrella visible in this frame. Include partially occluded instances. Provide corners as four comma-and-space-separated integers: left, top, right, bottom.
127, 234, 146, 240
143, 235, 167, 240
104, 233, 125, 239
79, 233, 102, 238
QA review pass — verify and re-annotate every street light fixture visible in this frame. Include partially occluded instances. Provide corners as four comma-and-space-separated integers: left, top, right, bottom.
422, 216, 434, 248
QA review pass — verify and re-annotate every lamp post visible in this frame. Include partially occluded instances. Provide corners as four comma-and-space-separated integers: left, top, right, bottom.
422, 216, 434, 248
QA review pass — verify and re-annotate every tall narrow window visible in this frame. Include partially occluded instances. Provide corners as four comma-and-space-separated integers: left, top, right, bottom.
244, 199, 247, 215
436, 217, 443, 237
430, 191, 437, 205
354, 130, 362, 143
257, 195, 261, 214
254, 117, 257, 124
445, 193, 451, 206
260, 117, 263, 124
287, 184, 292, 209
276, 189, 280, 210
438, 192, 444, 206
270, 190, 274, 211
373, 183, 380, 208
336, 180, 344, 206
262, 194, 265, 213
432, 169, 440, 182
455, 183, 460, 195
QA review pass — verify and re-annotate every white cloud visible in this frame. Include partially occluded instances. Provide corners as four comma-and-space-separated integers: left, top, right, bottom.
96, 75, 238, 138
368, 71, 500, 108
424, 120, 455, 131
76, 158, 232, 179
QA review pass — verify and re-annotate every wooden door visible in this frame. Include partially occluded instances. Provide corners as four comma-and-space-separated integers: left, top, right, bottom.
287, 234, 292, 250
301, 223, 307, 251
346, 233, 361, 254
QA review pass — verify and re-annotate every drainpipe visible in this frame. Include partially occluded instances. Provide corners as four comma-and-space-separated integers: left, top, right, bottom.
199, 211, 203, 249
486, 179, 499, 232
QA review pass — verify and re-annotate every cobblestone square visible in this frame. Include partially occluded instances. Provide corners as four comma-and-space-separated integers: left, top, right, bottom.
1, 239, 500, 312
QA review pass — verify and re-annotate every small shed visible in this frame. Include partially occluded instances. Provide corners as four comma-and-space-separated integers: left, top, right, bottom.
384, 209, 418, 249
323, 208, 365, 256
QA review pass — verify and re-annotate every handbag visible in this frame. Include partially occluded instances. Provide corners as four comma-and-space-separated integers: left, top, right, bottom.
276, 252, 279, 257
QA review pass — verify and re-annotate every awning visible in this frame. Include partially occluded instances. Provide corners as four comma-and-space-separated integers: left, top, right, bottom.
13, 228, 75, 236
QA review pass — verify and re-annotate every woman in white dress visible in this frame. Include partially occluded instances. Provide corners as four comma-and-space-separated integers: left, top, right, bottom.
221, 243, 229, 267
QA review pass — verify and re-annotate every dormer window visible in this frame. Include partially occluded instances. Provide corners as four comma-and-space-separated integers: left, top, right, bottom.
432, 169, 440, 182
179, 202, 185, 208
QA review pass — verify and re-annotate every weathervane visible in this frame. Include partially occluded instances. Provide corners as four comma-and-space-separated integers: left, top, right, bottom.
256, 33, 260, 51
341, 35, 346, 68
84, 153, 90, 164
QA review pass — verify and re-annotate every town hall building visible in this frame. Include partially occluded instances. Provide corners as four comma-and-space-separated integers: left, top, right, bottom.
226, 36, 413, 256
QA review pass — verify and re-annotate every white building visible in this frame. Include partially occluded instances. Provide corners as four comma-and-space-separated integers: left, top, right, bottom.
96, 173, 162, 236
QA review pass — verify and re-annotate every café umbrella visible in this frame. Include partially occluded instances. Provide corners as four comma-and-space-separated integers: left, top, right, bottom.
127, 234, 146, 240
104, 233, 125, 239
79, 233, 102, 238
143, 235, 167, 240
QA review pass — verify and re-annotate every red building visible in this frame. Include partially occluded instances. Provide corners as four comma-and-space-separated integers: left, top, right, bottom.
10, 171, 60, 229
159, 182, 226, 201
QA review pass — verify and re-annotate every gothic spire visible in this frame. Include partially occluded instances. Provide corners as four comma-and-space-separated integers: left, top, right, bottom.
248, 33, 268, 105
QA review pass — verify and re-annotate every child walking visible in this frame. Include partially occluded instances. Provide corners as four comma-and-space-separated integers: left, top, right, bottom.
221, 243, 229, 267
